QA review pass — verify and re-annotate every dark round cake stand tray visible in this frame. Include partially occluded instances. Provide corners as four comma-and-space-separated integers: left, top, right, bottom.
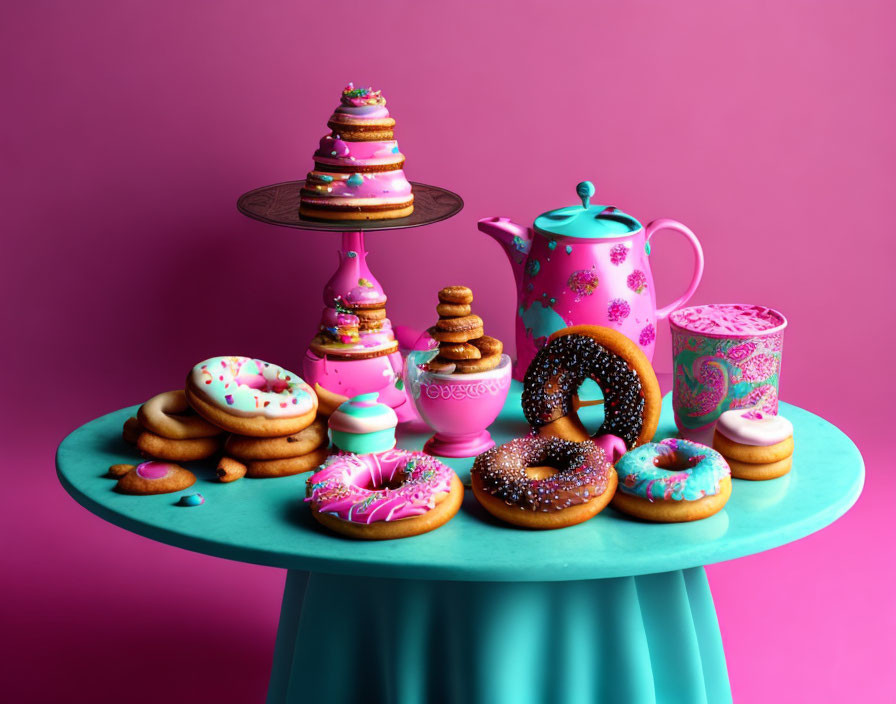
237, 180, 463, 231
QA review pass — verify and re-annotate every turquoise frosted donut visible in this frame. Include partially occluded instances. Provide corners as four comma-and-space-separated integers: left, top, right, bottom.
189, 356, 316, 417
615, 438, 730, 501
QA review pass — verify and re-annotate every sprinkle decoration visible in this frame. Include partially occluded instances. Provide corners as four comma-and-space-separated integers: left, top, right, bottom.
191, 357, 315, 419
521, 334, 645, 448
472, 435, 611, 512
341, 83, 386, 107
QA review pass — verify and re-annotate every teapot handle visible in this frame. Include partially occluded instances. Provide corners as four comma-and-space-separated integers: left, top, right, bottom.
645, 218, 704, 320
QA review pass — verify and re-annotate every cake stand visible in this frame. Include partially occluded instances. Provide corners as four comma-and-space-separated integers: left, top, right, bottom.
237, 180, 463, 421
56, 384, 864, 704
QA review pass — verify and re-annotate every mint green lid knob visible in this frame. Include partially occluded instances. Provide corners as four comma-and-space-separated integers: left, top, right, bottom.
576, 181, 595, 209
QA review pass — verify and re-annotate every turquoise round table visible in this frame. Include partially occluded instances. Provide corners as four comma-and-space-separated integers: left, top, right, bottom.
56, 385, 863, 704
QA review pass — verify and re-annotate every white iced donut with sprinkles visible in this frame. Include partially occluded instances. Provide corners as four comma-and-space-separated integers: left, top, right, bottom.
185, 356, 318, 437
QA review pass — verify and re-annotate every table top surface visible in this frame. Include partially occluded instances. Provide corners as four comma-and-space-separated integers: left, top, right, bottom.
56, 384, 864, 582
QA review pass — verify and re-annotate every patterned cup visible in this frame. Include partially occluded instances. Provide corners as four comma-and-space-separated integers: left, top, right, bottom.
670, 304, 787, 444
405, 352, 512, 458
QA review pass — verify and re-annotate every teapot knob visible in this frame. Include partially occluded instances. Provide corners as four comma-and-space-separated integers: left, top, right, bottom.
576, 181, 595, 209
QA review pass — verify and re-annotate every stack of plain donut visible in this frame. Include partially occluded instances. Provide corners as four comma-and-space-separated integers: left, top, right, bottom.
122, 356, 349, 482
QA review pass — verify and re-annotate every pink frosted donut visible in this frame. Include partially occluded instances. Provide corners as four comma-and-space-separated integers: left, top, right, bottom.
305, 449, 463, 539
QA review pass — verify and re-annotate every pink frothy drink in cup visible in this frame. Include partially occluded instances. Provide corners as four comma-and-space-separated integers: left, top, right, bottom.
670, 304, 787, 444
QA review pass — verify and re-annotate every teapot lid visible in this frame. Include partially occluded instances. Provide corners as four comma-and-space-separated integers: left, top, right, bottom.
533, 181, 642, 239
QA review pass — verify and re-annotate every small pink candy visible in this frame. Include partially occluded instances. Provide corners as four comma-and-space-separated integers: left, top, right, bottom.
136, 462, 171, 480
593, 434, 627, 463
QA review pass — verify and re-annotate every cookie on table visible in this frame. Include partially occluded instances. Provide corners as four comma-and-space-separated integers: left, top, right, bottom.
114, 461, 196, 495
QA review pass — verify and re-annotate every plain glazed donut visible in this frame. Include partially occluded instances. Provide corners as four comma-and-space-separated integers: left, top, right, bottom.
186, 356, 318, 437
138, 390, 222, 439
305, 449, 463, 539
471, 435, 617, 529
612, 438, 732, 522
522, 325, 661, 449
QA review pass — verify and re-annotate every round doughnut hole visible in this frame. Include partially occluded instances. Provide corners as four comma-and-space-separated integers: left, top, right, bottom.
653, 452, 700, 472
574, 378, 606, 436
361, 472, 406, 491
525, 465, 559, 480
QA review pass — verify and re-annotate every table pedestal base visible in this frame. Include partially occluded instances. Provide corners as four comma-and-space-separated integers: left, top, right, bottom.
267, 568, 730, 704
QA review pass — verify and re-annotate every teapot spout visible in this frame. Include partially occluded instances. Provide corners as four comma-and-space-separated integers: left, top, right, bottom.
477, 217, 532, 292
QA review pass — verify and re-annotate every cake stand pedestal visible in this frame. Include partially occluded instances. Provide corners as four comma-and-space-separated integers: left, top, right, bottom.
237, 180, 463, 421
56, 386, 863, 704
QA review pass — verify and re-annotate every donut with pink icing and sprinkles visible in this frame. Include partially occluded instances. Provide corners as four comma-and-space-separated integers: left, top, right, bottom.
305, 393, 462, 539
185, 356, 318, 437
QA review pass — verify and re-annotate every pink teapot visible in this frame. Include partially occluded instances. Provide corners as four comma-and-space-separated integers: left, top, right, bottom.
479, 181, 704, 380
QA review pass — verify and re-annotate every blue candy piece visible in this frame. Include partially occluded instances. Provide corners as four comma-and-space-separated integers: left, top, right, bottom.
178, 493, 205, 507
318, 174, 334, 183
347, 173, 364, 187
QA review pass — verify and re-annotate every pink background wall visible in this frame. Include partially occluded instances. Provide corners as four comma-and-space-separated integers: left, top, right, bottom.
3, 1, 893, 701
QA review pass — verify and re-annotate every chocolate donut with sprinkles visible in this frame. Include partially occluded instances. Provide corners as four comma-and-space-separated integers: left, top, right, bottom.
521, 325, 661, 451
471, 435, 618, 529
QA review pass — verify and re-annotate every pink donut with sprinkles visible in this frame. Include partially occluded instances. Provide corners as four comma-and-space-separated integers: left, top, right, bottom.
305, 449, 463, 540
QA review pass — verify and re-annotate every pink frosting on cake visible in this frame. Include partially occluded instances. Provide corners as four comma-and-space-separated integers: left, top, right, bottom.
321, 308, 359, 328
303, 170, 413, 204
670, 304, 786, 336
314, 136, 404, 167
300, 84, 412, 215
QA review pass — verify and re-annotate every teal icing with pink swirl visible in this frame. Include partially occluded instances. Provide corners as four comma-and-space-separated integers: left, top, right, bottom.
615, 439, 730, 502
305, 449, 455, 524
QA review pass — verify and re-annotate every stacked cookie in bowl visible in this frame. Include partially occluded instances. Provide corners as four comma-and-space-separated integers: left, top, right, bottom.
426, 286, 504, 374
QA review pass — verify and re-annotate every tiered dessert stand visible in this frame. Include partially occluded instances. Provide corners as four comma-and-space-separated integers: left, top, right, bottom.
56, 381, 863, 704
237, 180, 463, 421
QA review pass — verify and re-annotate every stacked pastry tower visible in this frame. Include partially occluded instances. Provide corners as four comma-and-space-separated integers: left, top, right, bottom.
427, 286, 504, 374
299, 83, 414, 221
309, 273, 399, 360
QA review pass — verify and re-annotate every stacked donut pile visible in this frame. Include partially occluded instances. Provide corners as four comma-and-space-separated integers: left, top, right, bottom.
122, 356, 342, 482
426, 286, 504, 374
218, 418, 329, 481
124, 390, 223, 462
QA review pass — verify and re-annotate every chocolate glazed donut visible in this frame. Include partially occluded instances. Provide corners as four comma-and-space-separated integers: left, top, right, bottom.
471, 435, 618, 529
521, 325, 661, 449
